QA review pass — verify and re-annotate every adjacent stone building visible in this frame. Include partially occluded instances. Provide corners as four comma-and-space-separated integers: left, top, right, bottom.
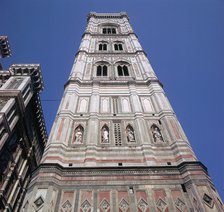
22, 13, 223, 211
0, 36, 47, 211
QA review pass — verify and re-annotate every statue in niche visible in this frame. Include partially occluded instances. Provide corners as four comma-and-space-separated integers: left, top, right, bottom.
126, 125, 135, 142
74, 126, 83, 143
151, 125, 164, 143
101, 126, 109, 143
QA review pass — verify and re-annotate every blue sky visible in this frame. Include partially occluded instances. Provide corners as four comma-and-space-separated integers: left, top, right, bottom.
1, 0, 224, 200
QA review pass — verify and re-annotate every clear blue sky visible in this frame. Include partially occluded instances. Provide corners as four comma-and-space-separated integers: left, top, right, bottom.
1, 0, 224, 200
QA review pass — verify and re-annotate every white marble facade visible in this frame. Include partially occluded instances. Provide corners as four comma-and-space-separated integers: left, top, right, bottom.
22, 13, 224, 212
42, 12, 198, 168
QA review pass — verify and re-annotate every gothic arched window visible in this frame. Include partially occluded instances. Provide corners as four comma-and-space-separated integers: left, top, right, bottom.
117, 65, 129, 76
99, 43, 107, 51
99, 44, 103, 51
126, 125, 135, 142
96, 65, 108, 77
73, 125, 84, 144
101, 125, 109, 143
114, 43, 123, 51
151, 124, 164, 143
102, 27, 117, 34
112, 28, 116, 34
114, 44, 118, 51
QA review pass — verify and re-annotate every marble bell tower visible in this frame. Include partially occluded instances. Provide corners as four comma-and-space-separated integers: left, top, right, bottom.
22, 12, 223, 212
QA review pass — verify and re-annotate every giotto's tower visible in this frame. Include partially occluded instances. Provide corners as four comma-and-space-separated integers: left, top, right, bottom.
22, 12, 223, 212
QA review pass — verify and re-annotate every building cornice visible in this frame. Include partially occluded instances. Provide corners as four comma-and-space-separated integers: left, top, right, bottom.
87, 12, 129, 22
75, 49, 147, 57
9, 64, 44, 93
82, 32, 137, 38
64, 78, 163, 89
32, 161, 208, 179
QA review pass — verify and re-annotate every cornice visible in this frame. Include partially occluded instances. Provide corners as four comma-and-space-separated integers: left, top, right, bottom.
87, 12, 129, 22
9, 64, 44, 93
64, 78, 163, 89
75, 49, 147, 57
32, 161, 207, 178
82, 32, 137, 38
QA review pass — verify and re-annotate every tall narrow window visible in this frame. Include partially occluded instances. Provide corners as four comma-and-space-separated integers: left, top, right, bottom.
112, 28, 116, 34
103, 44, 107, 50
102, 27, 117, 34
117, 66, 123, 76
114, 43, 123, 51
99, 43, 107, 51
96, 65, 108, 77
123, 65, 129, 76
119, 44, 123, 50
103, 65, 107, 76
99, 44, 103, 51
117, 65, 129, 76
114, 122, 122, 146
97, 66, 102, 76
114, 44, 118, 51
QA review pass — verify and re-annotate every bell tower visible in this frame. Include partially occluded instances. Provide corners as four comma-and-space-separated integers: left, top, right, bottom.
22, 12, 223, 212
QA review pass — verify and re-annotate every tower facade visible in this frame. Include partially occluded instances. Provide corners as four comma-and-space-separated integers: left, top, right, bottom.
23, 13, 223, 211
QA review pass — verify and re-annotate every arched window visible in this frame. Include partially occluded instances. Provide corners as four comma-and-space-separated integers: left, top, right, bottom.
99, 43, 107, 51
112, 28, 116, 34
103, 65, 107, 76
117, 65, 123, 76
117, 65, 129, 76
102, 27, 117, 34
99, 44, 103, 51
73, 125, 84, 144
114, 43, 123, 51
114, 44, 118, 51
103, 44, 107, 50
97, 66, 102, 76
119, 44, 123, 50
96, 65, 108, 77
101, 125, 109, 143
126, 125, 135, 142
123, 65, 129, 76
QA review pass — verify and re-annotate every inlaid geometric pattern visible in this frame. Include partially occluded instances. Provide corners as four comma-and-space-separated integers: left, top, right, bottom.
61, 200, 72, 212
175, 198, 185, 212
100, 199, 110, 211
156, 198, 167, 212
34, 196, 44, 209
119, 199, 129, 212
203, 193, 214, 208
81, 199, 91, 212
138, 198, 148, 212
